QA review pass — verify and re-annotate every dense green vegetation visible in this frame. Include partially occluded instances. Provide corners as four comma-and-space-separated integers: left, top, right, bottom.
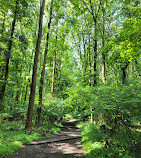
79, 122, 140, 158
0, 120, 60, 157
0, 0, 141, 157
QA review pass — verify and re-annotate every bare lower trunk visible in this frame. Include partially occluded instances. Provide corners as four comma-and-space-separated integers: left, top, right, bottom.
25, 0, 45, 130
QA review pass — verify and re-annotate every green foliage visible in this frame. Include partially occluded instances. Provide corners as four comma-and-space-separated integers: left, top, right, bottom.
67, 83, 141, 157
79, 122, 140, 158
0, 123, 43, 158
0, 120, 61, 158
0, 0, 140, 157
67, 83, 141, 124
38, 93, 70, 125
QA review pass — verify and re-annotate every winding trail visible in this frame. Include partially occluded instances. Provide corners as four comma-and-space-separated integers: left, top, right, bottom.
9, 125, 85, 158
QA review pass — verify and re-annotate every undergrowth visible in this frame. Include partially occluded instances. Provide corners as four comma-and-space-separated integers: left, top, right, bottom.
79, 122, 141, 158
0, 121, 60, 158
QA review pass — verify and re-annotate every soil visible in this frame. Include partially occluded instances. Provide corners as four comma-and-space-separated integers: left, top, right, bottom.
8, 125, 85, 158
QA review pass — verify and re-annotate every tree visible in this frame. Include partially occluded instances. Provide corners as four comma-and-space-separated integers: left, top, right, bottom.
101, 1, 106, 84
35, 0, 54, 128
25, 0, 45, 130
51, 30, 58, 94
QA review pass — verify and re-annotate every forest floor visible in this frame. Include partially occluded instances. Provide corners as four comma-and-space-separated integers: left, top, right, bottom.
7, 123, 85, 158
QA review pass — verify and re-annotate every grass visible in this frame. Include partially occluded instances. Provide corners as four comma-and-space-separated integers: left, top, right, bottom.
79, 122, 141, 158
0, 121, 61, 158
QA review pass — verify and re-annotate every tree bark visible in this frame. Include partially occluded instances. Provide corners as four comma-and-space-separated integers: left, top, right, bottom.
93, 17, 97, 86
58, 51, 62, 92
25, 0, 45, 130
0, 1, 18, 111
102, 4, 106, 84
89, 0, 100, 86
88, 0, 101, 123
51, 31, 58, 95
51, 52, 56, 94
88, 36, 92, 86
35, 0, 54, 128
24, 84, 28, 101
83, 35, 87, 86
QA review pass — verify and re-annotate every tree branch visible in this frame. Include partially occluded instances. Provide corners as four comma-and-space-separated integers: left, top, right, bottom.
82, 0, 93, 15
96, 0, 102, 18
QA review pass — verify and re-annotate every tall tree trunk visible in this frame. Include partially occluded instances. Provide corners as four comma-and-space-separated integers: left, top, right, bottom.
51, 32, 58, 95
83, 36, 86, 86
102, 5, 106, 84
88, 36, 92, 86
78, 37, 86, 86
89, 0, 101, 123
51, 52, 56, 94
89, 0, 101, 86
0, 1, 18, 111
58, 52, 62, 92
93, 17, 97, 86
35, 0, 54, 128
93, 18, 99, 123
25, 0, 45, 130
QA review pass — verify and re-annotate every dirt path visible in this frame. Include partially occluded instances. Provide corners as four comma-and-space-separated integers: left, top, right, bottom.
9, 126, 85, 158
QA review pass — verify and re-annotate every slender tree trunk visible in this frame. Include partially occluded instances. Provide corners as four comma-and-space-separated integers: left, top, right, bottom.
51, 32, 58, 95
88, 36, 92, 86
93, 17, 97, 86
102, 5, 106, 84
83, 36, 86, 86
51, 52, 56, 94
35, 0, 54, 128
78, 38, 86, 86
0, 1, 18, 111
89, 0, 101, 123
91, 107, 94, 124
15, 62, 20, 105
24, 84, 28, 101
58, 52, 62, 92
25, 0, 45, 130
